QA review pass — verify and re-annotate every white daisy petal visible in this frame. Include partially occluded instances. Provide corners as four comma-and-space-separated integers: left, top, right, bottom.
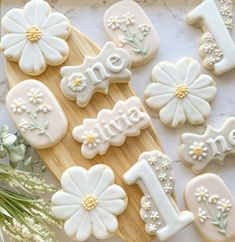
152, 66, 178, 86
160, 63, 182, 85
2, 11, 26, 33
38, 39, 63, 65
159, 98, 178, 126
19, 42, 45, 74
75, 212, 92, 242
176, 57, 190, 80
52, 205, 81, 220
64, 209, 85, 237
51, 191, 81, 205
95, 207, 118, 233
182, 98, 204, 124
90, 210, 109, 240
23, 0, 50, 26
146, 93, 175, 110
145, 83, 175, 96
172, 101, 186, 128
0, 34, 25, 50
185, 60, 201, 86
88, 165, 106, 194
99, 185, 127, 201
189, 75, 214, 89
98, 200, 127, 215
188, 94, 211, 117
190, 86, 217, 102
41, 12, 70, 38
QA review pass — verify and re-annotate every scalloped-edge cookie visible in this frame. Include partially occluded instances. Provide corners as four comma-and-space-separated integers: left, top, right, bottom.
0, 0, 71, 76
6, 80, 68, 149
185, 174, 235, 242
51, 164, 127, 241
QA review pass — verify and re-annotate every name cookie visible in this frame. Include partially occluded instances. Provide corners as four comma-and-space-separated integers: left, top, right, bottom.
60, 42, 132, 107
6, 80, 68, 149
185, 174, 235, 242
0, 0, 71, 76
72, 97, 150, 159
179, 117, 235, 173
51, 164, 127, 241
104, 0, 159, 66
144, 57, 216, 128
187, 0, 235, 75
123, 150, 194, 241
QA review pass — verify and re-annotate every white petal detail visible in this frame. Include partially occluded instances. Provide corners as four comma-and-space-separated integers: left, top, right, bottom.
189, 75, 214, 89
23, 0, 51, 26
172, 101, 186, 128
99, 185, 126, 201
184, 59, 201, 86
159, 98, 178, 126
52, 205, 81, 220
51, 191, 81, 205
99, 199, 127, 215
190, 86, 217, 102
152, 66, 177, 87
145, 83, 175, 96
75, 212, 92, 241
146, 94, 175, 110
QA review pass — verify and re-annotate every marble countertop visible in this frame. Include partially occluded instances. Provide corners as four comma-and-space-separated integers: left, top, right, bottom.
1, 0, 235, 242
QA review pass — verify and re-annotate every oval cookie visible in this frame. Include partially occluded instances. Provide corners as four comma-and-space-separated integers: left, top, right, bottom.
51, 164, 127, 241
104, 0, 159, 66
144, 57, 217, 128
6, 80, 68, 149
185, 174, 235, 242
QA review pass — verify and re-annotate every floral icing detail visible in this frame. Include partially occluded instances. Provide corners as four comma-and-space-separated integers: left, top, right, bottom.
10, 89, 52, 141
199, 0, 233, 70
51, 165, 127, 241
0, 0, 71, 75
145, 57, 217, 128
139, 151, 175, 235
82, 131, 100, 149
195, 187, 232, 237
67, 73, 87, 92
107, 12, 151, 57
189, 142, 208, 161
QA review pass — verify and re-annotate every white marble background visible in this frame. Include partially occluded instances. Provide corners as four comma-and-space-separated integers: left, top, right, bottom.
1, 0, 235, 242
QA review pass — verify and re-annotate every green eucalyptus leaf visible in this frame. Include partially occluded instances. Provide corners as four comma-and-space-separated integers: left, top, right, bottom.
23, 157, 32, 167
8, 144, 26, 163
2, 134, 17, 146
0, 145, 7, 159
0, 125, 9, 137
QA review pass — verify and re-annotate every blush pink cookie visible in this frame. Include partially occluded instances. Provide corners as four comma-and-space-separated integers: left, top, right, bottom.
6, 80, 68, 149
185, 174, 235, 242
104, 0, 159, 66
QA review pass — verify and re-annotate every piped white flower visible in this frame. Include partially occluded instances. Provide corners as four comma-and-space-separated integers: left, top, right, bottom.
142, 201, 151, 211
198, 208, 207, 224
148, 224, 157, 233
145, 58, 217, 127
51, 165, 127, 241
0, 0, 71, 76
150, 211, 160, 221
11, 98, 27, 114
107, 16, 122, 30
27, 88, 43, 104
82, 131, 100, 149
195, 186, 209, 202
37, 103, 52, 113
217, 199, 232, 212
189, 142, 208, 161
19, 119, 29, 133
138, 24, 151, 33
67, 73, 87, 92
122, 12, 135, 26
208, 195, 219, 204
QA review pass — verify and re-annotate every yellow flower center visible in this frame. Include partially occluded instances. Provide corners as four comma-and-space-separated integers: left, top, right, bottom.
16, 103, 21, 108
82, 195, 97, 211
72, 78, 82, 87
175, 85, 189, 99
86, 135, 95, 144
193, 147, 203, 157
26, 26, 42, 42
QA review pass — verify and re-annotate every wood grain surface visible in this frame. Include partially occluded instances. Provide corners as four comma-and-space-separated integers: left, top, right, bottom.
5, 27, 162, 242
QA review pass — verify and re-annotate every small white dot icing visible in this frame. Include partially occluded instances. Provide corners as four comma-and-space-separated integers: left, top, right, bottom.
51, 165, 127, 241
0, 0, 71, 76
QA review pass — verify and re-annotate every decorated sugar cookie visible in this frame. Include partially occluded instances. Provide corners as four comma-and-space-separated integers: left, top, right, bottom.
144, 57, 217, 128
187, 0, 235, 75
185, 174, 235, 242
123, 150, 194, 241
60, 42, 132, 108
0, 0, 71, 76
104, 0, 159, 66
72, 97, 150, 159
51, 165, 127, 241
179, 117, 235, 173
6, 80, 68, 149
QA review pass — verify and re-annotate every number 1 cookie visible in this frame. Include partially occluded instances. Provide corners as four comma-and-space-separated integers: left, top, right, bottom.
104, 0, 159, 66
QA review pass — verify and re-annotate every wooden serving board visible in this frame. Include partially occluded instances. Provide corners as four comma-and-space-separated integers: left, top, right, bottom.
5, 27, 162, 242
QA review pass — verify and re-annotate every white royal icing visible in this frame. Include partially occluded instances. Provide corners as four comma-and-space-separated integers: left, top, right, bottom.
144, 57, 217, 128
179, 117, 235, 173
187, 0, 235, 75
60, 42, 132, 107
6, 80, 68, 149
123, 150, 194, 241
51, 164, 127, 241
0, 0, 71, 76
72, 96, 150, 159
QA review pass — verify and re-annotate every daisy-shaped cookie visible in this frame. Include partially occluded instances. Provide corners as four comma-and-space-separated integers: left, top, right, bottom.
0, 0, 71, 76
145, 58, 217, 128
51, 165, 127, 241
